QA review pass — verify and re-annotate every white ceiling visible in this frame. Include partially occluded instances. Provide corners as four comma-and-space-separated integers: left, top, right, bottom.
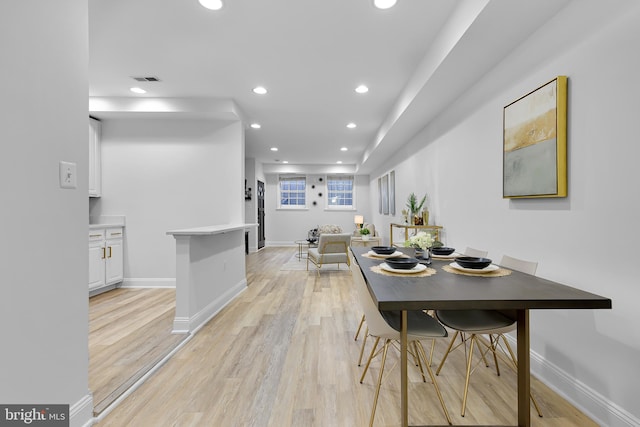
89, 0, 570, 175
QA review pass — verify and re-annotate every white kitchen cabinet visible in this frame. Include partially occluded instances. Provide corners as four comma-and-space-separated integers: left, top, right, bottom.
105, 229, 124, 285
88, 227, 123, 292
89, 230, 106, 290
89, 117, 102, 197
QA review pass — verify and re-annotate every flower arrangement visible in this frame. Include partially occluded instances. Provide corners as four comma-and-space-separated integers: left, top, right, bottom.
359, 227, 370, 236
403, 231, 441, 251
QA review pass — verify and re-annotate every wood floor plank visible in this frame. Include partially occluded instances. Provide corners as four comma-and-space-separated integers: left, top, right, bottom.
96, 247, 599, 426
89, 288, 187, 414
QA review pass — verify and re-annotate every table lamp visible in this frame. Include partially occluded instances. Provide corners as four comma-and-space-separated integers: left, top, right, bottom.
354, 215, 364, 231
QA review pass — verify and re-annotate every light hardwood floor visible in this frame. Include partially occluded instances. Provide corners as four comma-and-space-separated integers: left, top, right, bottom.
96, 247, 598, 426
90, 287, 187, 414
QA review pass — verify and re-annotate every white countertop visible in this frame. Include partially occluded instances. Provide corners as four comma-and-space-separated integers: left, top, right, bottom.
167, 223, 257, 237
90, 223, 125, 230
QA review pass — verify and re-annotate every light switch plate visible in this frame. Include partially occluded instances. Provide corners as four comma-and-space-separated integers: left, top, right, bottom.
59, 161, 77, 189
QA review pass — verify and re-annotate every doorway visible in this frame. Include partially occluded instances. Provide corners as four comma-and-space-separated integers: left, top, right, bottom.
257, 180, 265, 249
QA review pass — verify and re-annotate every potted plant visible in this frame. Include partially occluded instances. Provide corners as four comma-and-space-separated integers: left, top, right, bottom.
406, 193, 427, 225
359, 227, 371, 241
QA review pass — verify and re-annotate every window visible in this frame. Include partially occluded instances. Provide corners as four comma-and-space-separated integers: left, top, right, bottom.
326, 175, 354, 209
278, 176, 306, 208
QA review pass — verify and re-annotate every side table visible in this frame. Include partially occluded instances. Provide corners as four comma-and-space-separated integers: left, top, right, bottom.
389, 223, 443, 247
294, 240, 317, 260
350, 236, 382, 247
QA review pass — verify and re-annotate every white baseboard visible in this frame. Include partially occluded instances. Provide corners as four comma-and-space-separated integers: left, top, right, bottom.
70, 393, 94, 427
266, 241, 297, 247
120, 278, 176, 288
172, 278, 247, 334
503, 335, 639, 427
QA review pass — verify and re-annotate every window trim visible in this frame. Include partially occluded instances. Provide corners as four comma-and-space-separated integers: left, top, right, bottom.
278, 175, 307, 209
325, 174, 355, 210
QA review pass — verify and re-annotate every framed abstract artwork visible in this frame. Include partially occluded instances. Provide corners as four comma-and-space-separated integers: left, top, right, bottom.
503, 76, 567, 198
378, 177, 382, 214
389, 170, 395, 215
381, 174, 389, 215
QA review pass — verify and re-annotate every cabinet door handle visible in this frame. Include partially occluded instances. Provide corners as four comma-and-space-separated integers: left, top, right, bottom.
108, 246, 112, 258
101, 247, 106, 259
89, 234, 102, 238
110, 232, 122, 236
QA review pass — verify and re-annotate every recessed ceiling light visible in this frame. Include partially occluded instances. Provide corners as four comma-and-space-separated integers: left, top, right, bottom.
130, 87, 146, 94
282, 161, 289, 164
355, 85, 369, 94
347, 123, 357, 129
250, 123, 261, 129
336, 161, 343, 164
253, 86, 267, 95
270, 147, 278, 152
199, 0, 223, 10
340, 147, 348, 151
373, 0, 397, 10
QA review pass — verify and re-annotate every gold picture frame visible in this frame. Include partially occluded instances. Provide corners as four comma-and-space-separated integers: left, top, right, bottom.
503, 76, 567, 198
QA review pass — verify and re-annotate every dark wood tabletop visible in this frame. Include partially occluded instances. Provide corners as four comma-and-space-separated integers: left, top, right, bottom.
351, 247, 612, 312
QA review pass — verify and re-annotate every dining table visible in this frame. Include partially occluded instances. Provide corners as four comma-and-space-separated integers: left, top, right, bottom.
350, 246, 612, 427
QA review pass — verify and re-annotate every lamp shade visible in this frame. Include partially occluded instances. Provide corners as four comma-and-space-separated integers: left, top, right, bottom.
354, 215, 364, 225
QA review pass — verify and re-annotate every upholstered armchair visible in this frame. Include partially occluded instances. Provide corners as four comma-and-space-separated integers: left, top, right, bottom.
351, 223, 380, 246
352, 223, 377, 237
306, 233, 351, 274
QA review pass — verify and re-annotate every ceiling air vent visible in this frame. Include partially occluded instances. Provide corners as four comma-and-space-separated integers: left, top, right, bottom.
131, 76, 161, 82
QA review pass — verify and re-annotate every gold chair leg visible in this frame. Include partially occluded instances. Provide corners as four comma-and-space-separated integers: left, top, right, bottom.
413, 341, 427, 382
429, 339, 436, 366
358, 327, 369, 366
489, 334, 502, 376
354, 314, 365, 341
360, 336, 381, 383
461, 334, 477, 417
436, 331, 459, 375
369, 339, 390, 427
416, 341, 452, 425
475, 333, 490, 368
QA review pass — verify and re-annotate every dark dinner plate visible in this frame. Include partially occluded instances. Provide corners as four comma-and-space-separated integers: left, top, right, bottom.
385, 257, 419, 270
371, 246, 396, 255
455, 256, 492, 269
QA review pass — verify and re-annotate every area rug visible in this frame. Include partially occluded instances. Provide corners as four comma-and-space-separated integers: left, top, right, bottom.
279, 252, 351, 272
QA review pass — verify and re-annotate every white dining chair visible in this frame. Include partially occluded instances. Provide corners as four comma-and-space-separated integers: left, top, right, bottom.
462, 247, 488, 258
434, 254, 543, 418
352, 261, 452, 426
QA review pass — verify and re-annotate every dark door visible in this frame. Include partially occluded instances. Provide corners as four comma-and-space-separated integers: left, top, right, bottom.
257, 180, 265, 249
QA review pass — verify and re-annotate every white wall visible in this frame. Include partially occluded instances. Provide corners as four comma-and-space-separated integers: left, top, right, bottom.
370, 1, 640, 425
0, 0, 93, 425
265, 174, 371, 245
90, 119, 244, 283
